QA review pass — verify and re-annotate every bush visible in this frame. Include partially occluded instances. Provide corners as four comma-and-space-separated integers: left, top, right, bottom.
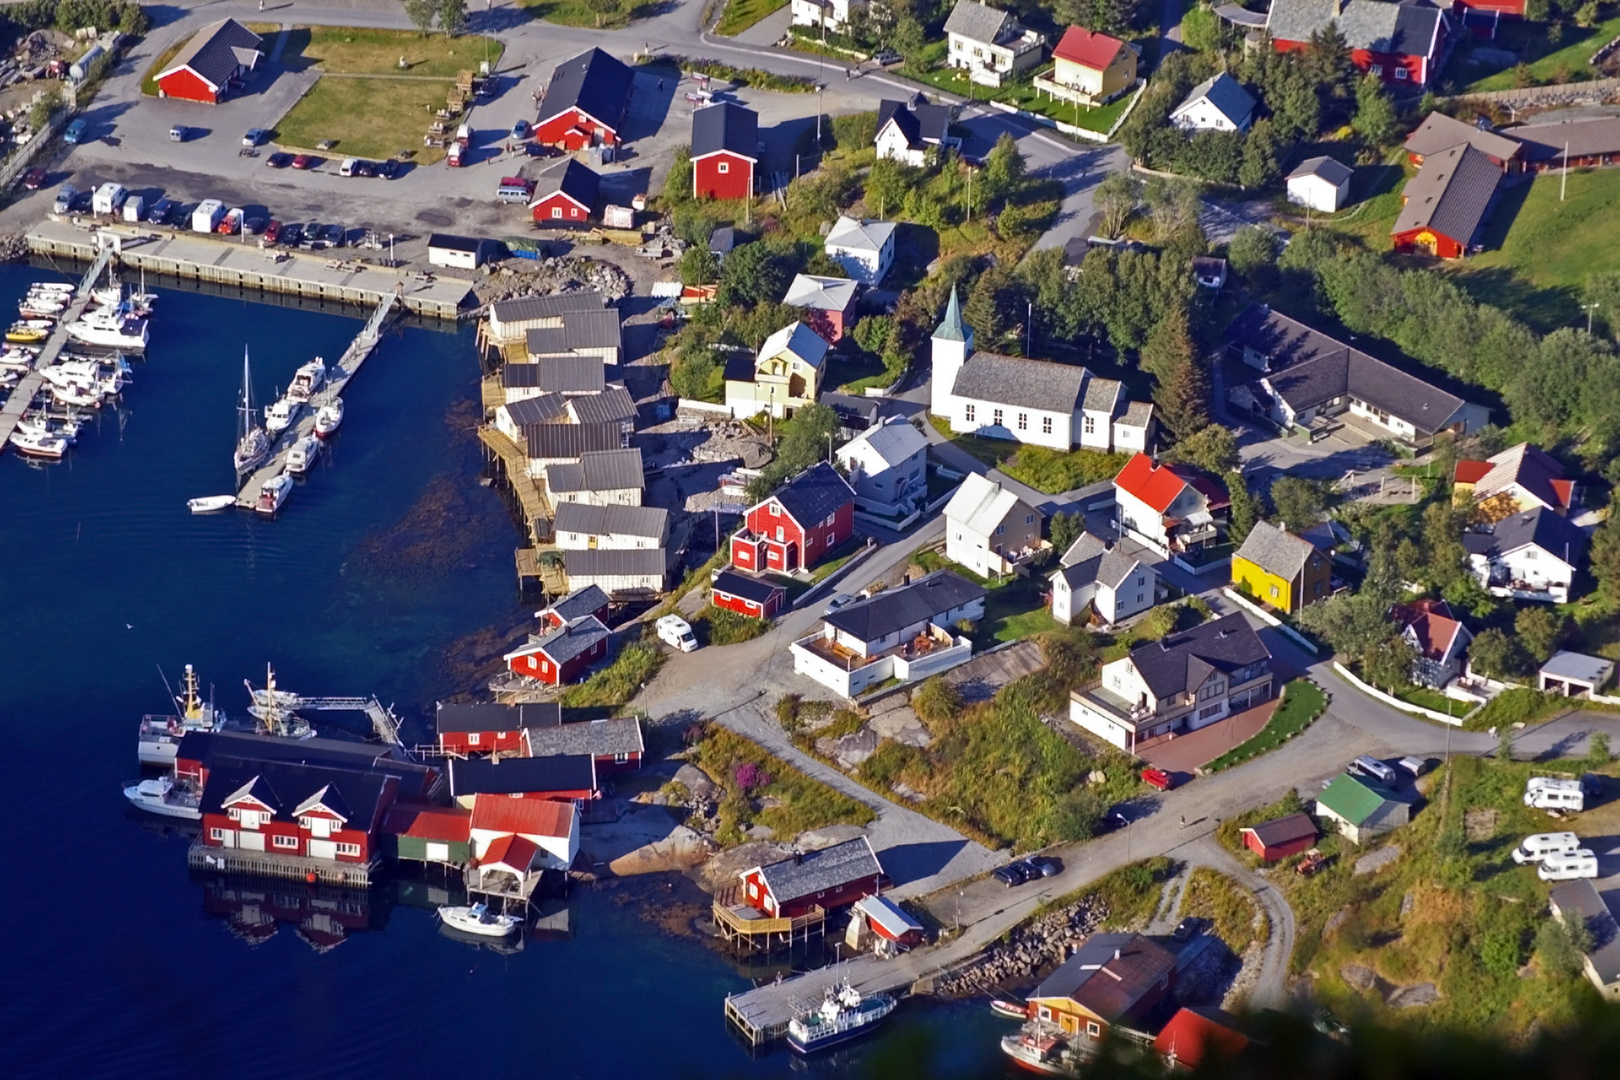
656, 55, 815, 93
557, 642, 664, 708
775, 693, 802, 729
1536, 917, 1590, 977
911, 676, 963, 724
697, 603, 769, 645
1468, 689, 1561, 732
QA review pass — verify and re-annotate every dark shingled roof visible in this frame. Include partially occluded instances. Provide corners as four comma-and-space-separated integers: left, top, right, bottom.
1126, 612, 1270, 700
1403, 111, 1520, 161
1030, 933, 1177, 1022
504, 393, 570, 425
762, 461, 855, 529
202, 760, 390, 824
428, 233, 485, 253
524, 716, 644, 758
158, 18, 262, 92
1267, 0, 1444, 58
529, 157, 599, 211
1175, 72, 1256, 129
1507, 116, 1620, 163
712, 569, 787, 606
823, 569, 987, 643
436, 701, 561, 735
554, 502, 669, 540
448, 753, 596, 797
1287, 155, 1354, 185
752, 836, 884, 904
545, 583, 611, 622
526, 309, 621, 356
950, 352, 1092, 412
176, 730, 431, 783
546, 448, 644, 493
524, 421, 622, 460
1463, 507, 1588, 565
1391, 142, 1501, 247
540, 48, 633, 134
533, 355, 606, 394
818, 391, 881, 430
691, 102, 758, 160
564, 548, 668, 580
567, 386, 636, 426
523, 614, 611, 664
490, 291, 605, 328
876, 97, 954, 149
1241, 812, 1318, 849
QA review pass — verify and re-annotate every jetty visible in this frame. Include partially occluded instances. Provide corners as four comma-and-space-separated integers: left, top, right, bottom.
256, 688, 403, 746
235, 293, 397, 508
187, 842, 380, 886
26, 219, 472, 319
0, 244, 114, 454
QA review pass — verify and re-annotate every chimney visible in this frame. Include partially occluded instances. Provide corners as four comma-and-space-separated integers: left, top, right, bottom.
1114, 948, 1121, 961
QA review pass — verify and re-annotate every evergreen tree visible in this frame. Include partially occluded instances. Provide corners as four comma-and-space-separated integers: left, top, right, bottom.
1352, 74, 1400, 147
1227, 477, 1260, 546
982, 132, 1026, 208
1139, 303, 1195, 385
1156, 351, 1211, 442
1165, 423, 1239, 475
962, 264, 1026, 354
1238, 118, 1280, 189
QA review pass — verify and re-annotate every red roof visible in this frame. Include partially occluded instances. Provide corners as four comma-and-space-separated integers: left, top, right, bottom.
1152, 1007, 1250, 1070
1551, 478, 1577, 509
470, 794, 575, 838
1114, 454, 1226, 514
382, 804, 471, 843
1053, 25, 1126, 70
1453, 459, 1492, 484
480, 833, 541, 872
1391, 598, 1465, 662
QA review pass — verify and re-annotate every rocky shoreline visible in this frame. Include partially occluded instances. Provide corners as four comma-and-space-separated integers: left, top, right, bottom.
935, 898, 1108, 999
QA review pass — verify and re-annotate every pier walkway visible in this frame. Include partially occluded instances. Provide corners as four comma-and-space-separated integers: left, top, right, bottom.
288, 694, 403, 745
0, 244, 113, 455
235, 293, 397, 508
477, 424, 553, 545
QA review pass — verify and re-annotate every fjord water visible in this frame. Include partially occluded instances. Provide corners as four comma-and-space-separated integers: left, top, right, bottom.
0, 266, 1005, 1079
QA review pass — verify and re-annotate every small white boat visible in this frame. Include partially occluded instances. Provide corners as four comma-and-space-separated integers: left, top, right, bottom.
31, 282, 74, 293
255, 473, 293, 515
18, 417, 76, 445
287, 358, 327, 402
19, 299, 64, 317
313, 398, 344, 438
285, 434, 320, 475
438, 903, 520, 937
264, 393, 299, 435
122, 775, 202, 820
9, 427, 67, 458
50, 381, 102, 409
189, 495, 237, 513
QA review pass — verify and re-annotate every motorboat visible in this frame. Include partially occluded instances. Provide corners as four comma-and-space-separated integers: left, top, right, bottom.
49, 381, 102, 409
19, 298, 64, 317
122, 775, 202, 820
66, 311, 148, 351
8, 426, 67, 458
137, 664, 225, 765
313, 398, 344, 438
438, 903, 520, 937
255, 473, 293, 515
287, 358, 327, 402
188, 495, 237, 513
1000, 1028, 1084, 1076
31, 282, 74, 294
6, 323, 48, 343
285, 434, 320, 475
991, 1000, 1029, 1020
264, 393, 300, 435
234, 347, 272, 476
18, 417, 78, 445
786, 983, 897, 1054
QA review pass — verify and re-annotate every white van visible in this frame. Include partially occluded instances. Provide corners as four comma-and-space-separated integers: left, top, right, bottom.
192, 198, 226, 234
1525, 779, 1585, 812
656, 614, 698, 653
1538, 849, 1599, 881
1349, 756, 1397, 786
1511, 832, 1583, 865
339, 157, 359, 177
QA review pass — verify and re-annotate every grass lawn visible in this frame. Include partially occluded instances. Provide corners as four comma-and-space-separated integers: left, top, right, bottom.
558, 641, 665, 709
715, 0, 786, 35
1449, 16, 1620, 93
276, 76, 453, 162
690, 725, 874, 846
519, 0, 646, 28
1203, 679, 1326, 772
925, 416, 1127, 494
1317, 151, 1410, 248
277, 27, 503, 77
1181, 867, 1267, 955
808, 535, 866, 584
901, 47, 1136, 134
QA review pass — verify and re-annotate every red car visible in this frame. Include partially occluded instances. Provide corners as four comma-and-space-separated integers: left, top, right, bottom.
291, 154, 314, 170
263, 220, 281, 246
21, 167, 46, 190
1141, 768, 1175, 792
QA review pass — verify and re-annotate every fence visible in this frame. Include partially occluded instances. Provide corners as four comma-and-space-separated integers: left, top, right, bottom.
1222, 587, 1320, 655
0, 107, 69, 194
1332, 660, 1473, 727
676, 397, 734, 418
983, 79, 1145, 144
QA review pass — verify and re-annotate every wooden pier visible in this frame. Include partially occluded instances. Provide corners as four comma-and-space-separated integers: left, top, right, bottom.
187, 840, 379, 886
478, 424, 553, 545
0, 244, 114, 455
235, 293, 397, 508
713, 897, 826, 952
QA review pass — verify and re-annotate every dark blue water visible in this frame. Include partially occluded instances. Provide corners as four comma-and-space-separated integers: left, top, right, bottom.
0, 266, 1009, 1079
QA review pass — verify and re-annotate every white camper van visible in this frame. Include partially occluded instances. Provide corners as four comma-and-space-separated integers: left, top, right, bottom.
1511, 832, 1583, 865
1537, 849, 1599, 881
655, 614, 698, 653
1525, 778, 1585, 812
91, 182, 127, 215
1349, 756, 1398, 786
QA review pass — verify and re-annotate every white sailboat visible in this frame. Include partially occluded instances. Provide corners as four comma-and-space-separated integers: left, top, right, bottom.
234, 347, 271, 476
438, 903, 520, 937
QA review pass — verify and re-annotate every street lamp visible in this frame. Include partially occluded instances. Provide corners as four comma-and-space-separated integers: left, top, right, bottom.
1584, 302, 1601, 335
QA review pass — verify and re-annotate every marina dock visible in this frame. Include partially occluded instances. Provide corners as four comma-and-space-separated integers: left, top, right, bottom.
26, 219, 473, 319
235, 293, 397, 508
188, 841, 380, 886
0, 244, 114, 455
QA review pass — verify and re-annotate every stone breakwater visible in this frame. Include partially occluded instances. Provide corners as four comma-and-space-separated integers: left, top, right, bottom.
473, 256, 633, 306
935, 898, 1107, 998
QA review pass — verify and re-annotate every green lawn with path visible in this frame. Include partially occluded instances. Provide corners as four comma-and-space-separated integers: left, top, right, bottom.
276, 76, 454, 162
715, 0, 785, 35
1203, 679, 1325, 773
1449, 16, 1620, 93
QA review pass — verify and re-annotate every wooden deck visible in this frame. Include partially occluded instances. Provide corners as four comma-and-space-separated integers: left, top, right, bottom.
515, 546, 568, 595
714, 900, 825, 952
187, 840, 378, 886
0, 244, 113, 455
478, 424, 552, 545
480, 373, 504, 413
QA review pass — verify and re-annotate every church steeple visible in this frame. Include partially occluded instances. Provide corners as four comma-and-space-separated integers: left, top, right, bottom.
933, 285, 970, 345
930, 286, 973, 419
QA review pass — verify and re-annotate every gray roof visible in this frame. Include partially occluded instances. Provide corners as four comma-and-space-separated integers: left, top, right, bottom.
1288, 155, 1354, 185
554, 502, 669, 540
823, 569, 988, 643
1119, 400, 1155, 428
1083, 376, 1122, 413
1403, 112, 1520, 162
490, 291, 604, 327
1055, 533, 1141, 591
436, 701, 560, 735
945, 473, 1028, 537
763, 461, 855, 528
1508, 116, 1620, 163
1175, 73, 1256, 128
564, 547, 669, 579
944, 0, 1020, 45
1550, 879, 1620, 987
159, 18, 261, 91
841, 418, 928, 470
1234, 520, 1319, 580
691, 101, 758, 160
759, 321, 830, 369
1267, 0, 1445, 58
1463, 507, 1587, 566
526, 614, 611, 665
504, 393, 569, 425
783, 273, 858, 312
933, 286, 969, 344
1540, 650, 1615, 686
819, 392, 881, 430
523, 716, 644, 758
709, 226, 739, 255
540, 48, 633, 133
1126, 612, 1270, 700
524, 422, 622, 460
546, 583, 611, 622
951, 351, 1091, 412
529, 157, 600, 211
752, 836, 884, 904
712, 569, 786, 606
1467, 443, 1570, 509
1390, 142, 1501, 247
546, 448, 645, 493
526, 309, 621, 356
825, 215, 897, 255
532, 355, 606, 394
567, 386, 636, 426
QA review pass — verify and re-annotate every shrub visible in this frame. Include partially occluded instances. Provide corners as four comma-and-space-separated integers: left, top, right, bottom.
911, 676, 963, 724
776, 693, 802, 729
734, 761, 770, 791
1536, 917, 1589, 977
699, 603, 769, 645
557, 642, 664, 708
1480, 925, 1523, 980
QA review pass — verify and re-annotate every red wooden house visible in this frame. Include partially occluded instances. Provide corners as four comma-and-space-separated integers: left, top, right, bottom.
529, 158, 600, 226
740, 836, 886, 918
154, 19, 262, 104
436, 701, 562, 756
539, 584, 611, 630
730, 461, 855, 574
853, 893, 926, 949
448, 754, 598, 806
198, 761, 398, 866
710, 568, 787, 620
783, 273, 859, 344
521, 714, 645, 774
1390, 142, 1501, 258
503, 613, 610, 685
691, 102, 759, 201
536, 48, 633, 150
1153, 1007, 1252, 1072
1265, 0, 1447, 87
1239, 812, 1318, 862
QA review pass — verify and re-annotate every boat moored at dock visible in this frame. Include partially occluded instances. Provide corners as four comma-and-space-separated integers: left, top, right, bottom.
287, 358, 327, 402
438, 903, 520, 937
314, 398, 344, 438
65, 309, 147, 350
255, 473, 293, 515
188, 495, 236, 513
285, 434, 319, 475
137, 664, 225, 765
123, 775, 202, 820
1000, 1028, 1083, 1076
786, 983, 897, 1054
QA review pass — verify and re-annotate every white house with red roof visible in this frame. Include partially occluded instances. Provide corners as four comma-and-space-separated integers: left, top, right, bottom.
1391, 598, 1473, 688
1453, 443, 1578, 517
1037, 25, 1137, 105
1112, 454, 1230, 557
469, 795, 579, 871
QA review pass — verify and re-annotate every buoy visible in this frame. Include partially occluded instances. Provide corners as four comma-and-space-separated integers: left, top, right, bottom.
306, 872, 317, 883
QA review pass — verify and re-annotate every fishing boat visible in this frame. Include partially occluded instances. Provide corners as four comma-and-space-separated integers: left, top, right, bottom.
234, 347, 272, 476
188, 495, 237, 513
137, 664, 225, 765
1000, 1029, 1083, 1076
438, 903, 520, 937
9, 426, 67, 457
287, 358, 327, 402
264, 393, 300, 435
244, 664, 313, 738
255, 472, 293, 514
122, 775, 202, 820
66, 310, 148, 350
6, 323, 48, 343
285, 434, 320, 475
313, 398, 344, 438
992, 1000, 1029, 1020
785, 983, 897, 1054
18, 417, 78, 445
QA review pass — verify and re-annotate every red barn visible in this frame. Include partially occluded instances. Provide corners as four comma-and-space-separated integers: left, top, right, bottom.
853, 894, 925, 949
1239, 812, 1318, 862
154, 19, 263, 104
503, 613, 610, 685
198, 761, 398, 866
710, 568, 787, 620
691, 102, 758, 201
536, 48, 633, 150
741, 836, 887, 918
1265, 0, 1447, 87
730, 461, 855, 574
436, 701, 562, 756
529, 158, 600, 226
448, 754, 598, 805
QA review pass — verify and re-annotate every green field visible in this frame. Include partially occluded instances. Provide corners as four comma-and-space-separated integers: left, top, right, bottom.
276, 76, 453, 162
276, 26, 504, 77
1449, 16, 1620, 93
715, 0, 785, 35
520, 0, 646, 29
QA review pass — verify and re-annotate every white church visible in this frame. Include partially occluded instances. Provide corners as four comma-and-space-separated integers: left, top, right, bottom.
929, 288, 1154, 454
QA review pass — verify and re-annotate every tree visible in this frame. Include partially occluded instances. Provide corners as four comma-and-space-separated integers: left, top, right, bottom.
1537, 916, 1592, 977
892, 15, 927, 68
1227, 480, 1260, 547
1363, 635, 1418, 692
852, 314, 893, 356
717, 241, 791, 309
864, 157, 916, 220
1139, 304, 1195, 386
1269, 476, 1329, 530
438, 0, 469, 34
1227, 224, 1278, 288
776, 402, 842, 470
962, 264, 1028, 354
1516, 605, 1564, 665
679, 245, 718, 286
1297, 559, 1400, 661
911, 676, 963, 724
982, 132, 1026, 207
1164, 423, 1238, 475
1181, 2, 1222, 52
669, 347, 717, 401
1157, 350, 1211, 442
1351, 74, 1400, 147
404, 0, 437, 33
1469, 627, 1516, 679
1237, 118, 1280, 189
1094, 171, 1139, 238
1050, 510, 1084, 556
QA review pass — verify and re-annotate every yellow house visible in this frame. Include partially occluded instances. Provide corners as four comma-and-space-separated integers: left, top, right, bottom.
1044, 25, 1136, 104
723, 320, 830, 419
1026, 933, 1175, 1049
1231, 521, 1332, 614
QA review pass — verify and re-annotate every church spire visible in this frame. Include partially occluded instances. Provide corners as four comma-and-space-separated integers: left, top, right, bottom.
933, 285, 967, 343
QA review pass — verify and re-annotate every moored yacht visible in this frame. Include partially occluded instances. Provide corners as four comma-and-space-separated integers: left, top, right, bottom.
786, 983, 897, 1054
264, 393, 300, 435
8, 426, 67, 458
313, 398, 344, 438
438, 903, 520, 937
122, 775, 202, 820
234, 347, 271, 476
287, 358, 327, 402
285, 434, 320, 475
66, 310, 148, 350
255, 472, 293, 515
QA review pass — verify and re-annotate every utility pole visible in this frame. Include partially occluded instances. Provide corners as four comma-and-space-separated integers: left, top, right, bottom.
1562, 141, 1570, 202
1025, 300, 1033, 356
1585, 302, 1600, 335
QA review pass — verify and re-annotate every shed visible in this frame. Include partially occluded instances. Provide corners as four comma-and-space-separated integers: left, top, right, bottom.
1540, 651, 1617, 698
383, 804, 472, 866
1286, 156, 1353, 213
154, 19, 262, 104
1239, 811, 1317, 862
711, 568, 787, 620
428, 233, 494, 270
1316, 773, 1408, 845
852, 893, 925, 948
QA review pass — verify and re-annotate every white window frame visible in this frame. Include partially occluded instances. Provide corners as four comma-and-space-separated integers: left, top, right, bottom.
992, 408, 1003, 426
551, 207, 563, 219
335, 842, 361, 857
964, 404, 976, 422
273, 834, 299, 849
210, 827, 225, 841
468, 731, 481, 745
1042, 416, 1053, 434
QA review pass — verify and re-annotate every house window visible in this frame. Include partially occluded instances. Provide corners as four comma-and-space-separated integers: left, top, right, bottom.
210, 827, 225, 841
1017, 412, 1027, 431
1025, 514, 1034, 524
1042, 416, 1052, 434
996, 524, 1006, 535
718, 161, 729, 174
776, 527, 785, 541
1394, 67, 1408, 80
551, 207, 563, 219
468, 732, 481, 745
615, 752, 630, 763
273, 834, 299, 849
1086, 1022, 1102, 1038
1200, 703, 1223, 720
964, 404, 976, 422
769, 503, 780, 516
335, 842, 361, 857
1368, 64, 1383, 77
826, 514, 836, 527
228, 808, 240, 821
1137, 594, 1145, 603
1084, 415, 1095, 434
992, 408, 1003, 426
1269, 584, 1280, 599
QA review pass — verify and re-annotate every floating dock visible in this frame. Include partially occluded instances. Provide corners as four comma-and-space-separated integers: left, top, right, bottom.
0, 244, 114, 455
187, 841, 380, 886
26, 219, 473, 319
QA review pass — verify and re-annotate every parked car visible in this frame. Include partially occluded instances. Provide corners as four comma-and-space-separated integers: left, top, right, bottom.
266, 152, 292, 168
63, 118, 87, 143
992, 864, 1031, 888
510, 119, 529, 139
280, 222, 304, 246
1172, 917, 1201, 942
354, 159, 377, 178
377, 158, 399, 179
242, 127, 267, 147
21, 167, 46, 190
1025, 856, 1062, 878
263, 220, 281, 246
291, 154, 314, 170
243, 216, 265, 235
1141, 768, 1175, 792
169, 125, 188, 142
324, 223, 345, 247
146, 197, 173, 224
339, 157, 359, 177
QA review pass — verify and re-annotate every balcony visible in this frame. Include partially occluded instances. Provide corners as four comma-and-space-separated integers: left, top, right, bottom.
792, 624, 973, 698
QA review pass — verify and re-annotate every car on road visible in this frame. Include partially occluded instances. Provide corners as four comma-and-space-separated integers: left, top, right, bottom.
242, 128, 267, 147
1026, 856, 1062, 878
1141, 767, 1175, 792
266, 152, 292, 168
324, 223, 345, 247
992, 864, 1031, 887
169, 125, 188, 142
511, 119, 529, 140
63, 118, 87, 144
280, 222, 304, 246
377, 158, 399, 179
823, 593, 857, 615
263, 220, 281, 245
291, 154, 314, 170
872, 48, 902, 65
21, 167, 45, 190
1172, 917, 1202, 942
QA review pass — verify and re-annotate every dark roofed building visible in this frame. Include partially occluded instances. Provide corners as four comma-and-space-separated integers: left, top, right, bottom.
527, 355, 606, 395
823, 570, 988, 647
1262, 0, 1448, 87
523, 421, 623, 462
1464, 505, 1588, 603
503, 614, 612, 685
173, 731, 437, 796
818, 391, 882, 434
950, 352, 1092, 413
427, 233, 498, 270
1504, 116, 1620, 169
1027, 933, 1177, 1044
1391, 143, 1503, 259
197, 760, 398, 867
525, 307, 622, 364
448, 753, 597, 801
436, 701, 562, 755
487, 291, 606, 342
529, 157, 601, 225
732, 461, 857, 574
1240, 812, 1318, 861
155, 19, 262, 104
875, 96, 959, 165
542, 583, 612, 627
536, 48, 634, 150
522, 716, 645, 771
566, 386, 636, 429
547, 448, 645, 503
711, 568, 788, 619
563, 548, 669, 597
741, 836, 886, 917
1404, 111, 1521, 167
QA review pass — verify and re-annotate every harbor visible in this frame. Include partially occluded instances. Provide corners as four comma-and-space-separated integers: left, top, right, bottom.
0, 244, 114, 455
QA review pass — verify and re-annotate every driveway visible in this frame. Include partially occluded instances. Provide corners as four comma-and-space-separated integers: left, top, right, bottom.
1137, 694, 1284, 779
